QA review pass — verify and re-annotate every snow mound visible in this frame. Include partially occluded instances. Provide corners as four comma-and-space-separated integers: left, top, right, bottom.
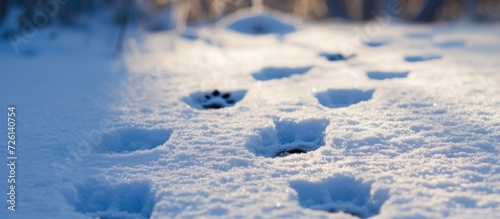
95, 127, 172, 153
225, 12, 297, 35
252, 66, 312, 81
290, 175, 389, 218
247, 118, 329, 157
315, 89, 375, 108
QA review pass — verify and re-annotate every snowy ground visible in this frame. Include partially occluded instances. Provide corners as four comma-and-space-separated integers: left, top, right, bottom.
0, 12, 499, 219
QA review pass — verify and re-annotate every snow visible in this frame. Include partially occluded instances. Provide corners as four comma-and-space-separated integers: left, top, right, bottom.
224, 10, 299, 35
0, 12, 499, 219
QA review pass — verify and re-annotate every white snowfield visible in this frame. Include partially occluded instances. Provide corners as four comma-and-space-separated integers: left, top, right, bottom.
0, 11, 499, 219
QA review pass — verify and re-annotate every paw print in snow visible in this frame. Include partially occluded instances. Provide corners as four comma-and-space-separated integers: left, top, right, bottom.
183, 89, 247, 110
202, 90, 236, 109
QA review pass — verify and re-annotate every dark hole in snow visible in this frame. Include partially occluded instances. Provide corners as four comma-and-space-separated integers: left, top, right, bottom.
275, 148, 307, 157
320, 52, 354, 61
203, 104, 224, 109
315, 89, 375, 108
252, 66, 313, 81
290, 175, 389, 218
72, 180, 154, 219
183, 90, 247, 110
405, 55, 441, 62
95, 127, 172, 153
247, 119, 329, 158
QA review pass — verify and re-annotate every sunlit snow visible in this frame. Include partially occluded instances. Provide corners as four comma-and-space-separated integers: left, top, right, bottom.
0, 11, 499, 219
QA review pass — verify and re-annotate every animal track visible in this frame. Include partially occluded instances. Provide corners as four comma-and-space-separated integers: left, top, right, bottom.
363, 40, 389, 47
366, 71, 409, 80
183, 89, 247, 110
252, 66, 312, 81
247, 118, 329, 158
226, 13, 296, 35
405, 55, 442, 62
320, 52, 354, 61
290, 175, 389, 218
95, 127, 172, 154
72, 179, 154, 219
316, 89, 375, 108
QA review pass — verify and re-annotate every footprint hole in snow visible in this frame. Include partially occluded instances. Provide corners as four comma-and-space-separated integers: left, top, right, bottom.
72, 179, 154, 219
275, 147, 308, 157
225, 13, 297, 35
182, 89, 247, 110
366, 71, 409, 80
290, 175, 389, 218
95, 127, 172, 154
363, 40, 389, 47
315, 89, 375, 108
252, 66, 313, 81
404, 55, 442, 62
248, 118, 329, 158
320, 52, 355, 62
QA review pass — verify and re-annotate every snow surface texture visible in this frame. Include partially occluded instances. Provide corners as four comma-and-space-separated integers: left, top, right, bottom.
0, 11, 500, 219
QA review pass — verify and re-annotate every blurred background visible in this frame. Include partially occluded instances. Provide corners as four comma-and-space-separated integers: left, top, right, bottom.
1, 0, 499, 51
